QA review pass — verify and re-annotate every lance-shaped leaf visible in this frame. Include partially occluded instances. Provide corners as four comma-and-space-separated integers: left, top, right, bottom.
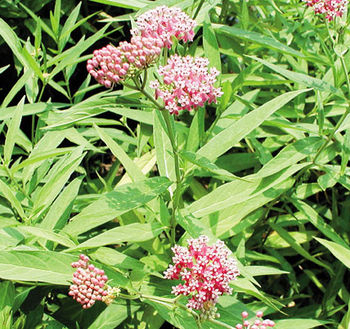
63, 176, 170, 236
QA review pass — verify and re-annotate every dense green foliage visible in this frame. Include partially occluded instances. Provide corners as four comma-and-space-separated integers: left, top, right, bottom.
0, 0, 350, 328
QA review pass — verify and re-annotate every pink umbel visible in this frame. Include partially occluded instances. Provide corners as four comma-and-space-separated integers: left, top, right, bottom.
69, 254, 110, 309
303, 0, 348, 21
132, 6, 197, 48
235, 311, 275, 329
151, 55, 223, 115
87, 36, 163, 88
164, 235, 240, 317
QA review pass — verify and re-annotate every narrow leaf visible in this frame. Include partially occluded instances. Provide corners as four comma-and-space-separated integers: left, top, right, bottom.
62, 176, 170, 236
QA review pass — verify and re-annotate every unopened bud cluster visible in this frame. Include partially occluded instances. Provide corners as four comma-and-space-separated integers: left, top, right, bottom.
87, 36, 163, 88
69, 254, 116, 309
164, 235, 240, 317
131, 6, 196, 48
235, 311, 275, 329
151, 55, 223, 114
303, 0, 348, 20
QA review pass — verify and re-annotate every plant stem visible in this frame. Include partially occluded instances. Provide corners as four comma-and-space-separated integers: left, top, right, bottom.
141, 70, 147, 90
220, 0, 229, 23
340, 55, 350, 97
207, 318, 236, 329
193, 0, 205, 20
161, 110, 182, 245
32, 82, 47, 144
136, 84, 182, 245
138, 84, 164, 110
313, 55, 350, 164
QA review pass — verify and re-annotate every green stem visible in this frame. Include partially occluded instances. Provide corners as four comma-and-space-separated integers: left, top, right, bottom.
203, 110, 222, 145
340, 55, 350, 97
161, 110, 182, 245
140, 294, 176, 304
220, 0, 229, 23
141, 70, 147, 91
207, 318, 235, 329
193, 0, 205, 20
137, 85, 182, 245
138, 84, 164, 110
313, 55, 350, 164
32, 82, 47, 144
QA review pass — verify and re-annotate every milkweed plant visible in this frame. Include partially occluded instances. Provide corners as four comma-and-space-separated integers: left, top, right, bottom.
0, 0, 350, 328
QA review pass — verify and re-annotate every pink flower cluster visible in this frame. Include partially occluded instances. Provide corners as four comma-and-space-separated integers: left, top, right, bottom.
132, 6, 197, 48
87, 36, 163, 88
87, 6, 197, 87
303, 0, 348, 20
164, 235, 240, 315
68, 254, 108, 309
151, 55, 223, 114
235, 311, 275, 329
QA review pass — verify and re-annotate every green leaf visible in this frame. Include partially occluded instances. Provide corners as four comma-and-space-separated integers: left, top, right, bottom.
70, 222, 163, 250
203, 13, 221, 72
40, 176, 83, 231
16, 226, 75, 248
62, 176, 171, 236
144, 299, 198, 329
153, 109, 176, 184
4, 97, 24, 165
341, 128, 350, 175
250, 56, 343, 97
245, 265, 289, 276
181, 150, 247, 181
0, 19, 44, 80
0, 179, 26, 220
274, 319, 331, 329
290, 198, 347, 247
315, 237, 350, 269
0, 102, 50, 121
88, 0, 150, 10
47, 24, 110, 80
271, 224, 332, 273
59, 1, 80, 49
95, 124, 144, 182
0, 250, 76, 285
91, 247, 160, 276
0, 281, 15, 310
213, 24, 305, 58
88, 301, 140, 329
231, 278, 282, 310
11, 147, 75, 173
184, 164, 307, 218
1, 70, 32, 108
32, 148, 84, 218
0, 65, 9, 75
185, 109, 204, 153
197, 89, 309, 161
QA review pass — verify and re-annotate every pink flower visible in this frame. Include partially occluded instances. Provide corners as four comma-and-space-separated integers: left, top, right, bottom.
69, 254, 118, 308
303, 0, 348, 20
87, 36, 163, 88
132, 6, 197, 48
164, 235, 240, 317
236, 311, 275, 329
151, 55, 223, 115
